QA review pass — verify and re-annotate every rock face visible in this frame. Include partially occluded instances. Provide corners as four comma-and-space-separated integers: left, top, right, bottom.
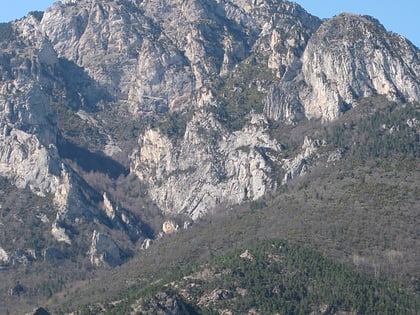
0, 37, 61, 196
281, 136, 324, 184
0, 0, 419, 270
101, 192, 145, 242
89, 230, 124, 267
253, 0, 321, 77
302, 14, 420, 120
162, 221, 179, 234
39, 0, 323, 114
132, 112, 280, 219
265, 13, 420, 122
0, 247, 9, 263
0, 11, 150, 266
51, 222, 72, 244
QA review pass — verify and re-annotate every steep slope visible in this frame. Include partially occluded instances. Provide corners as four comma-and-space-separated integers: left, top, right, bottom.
0, 0, 327, 247
22, 97, 418, 315
10, 0, 419, 224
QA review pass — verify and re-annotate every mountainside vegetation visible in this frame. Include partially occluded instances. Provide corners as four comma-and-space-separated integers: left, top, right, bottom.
210, 56, 277, 131
70, 240, 420, 315
0, 23, 15, 42
32, 97, 417, 315
1, 97, 419, 314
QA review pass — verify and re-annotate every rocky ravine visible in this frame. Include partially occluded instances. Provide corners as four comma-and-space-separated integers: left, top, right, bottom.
0, 0, 419, 268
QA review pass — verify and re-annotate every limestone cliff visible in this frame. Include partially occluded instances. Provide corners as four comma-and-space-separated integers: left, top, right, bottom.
265, 13, 420, 122
131, 112, 280, 219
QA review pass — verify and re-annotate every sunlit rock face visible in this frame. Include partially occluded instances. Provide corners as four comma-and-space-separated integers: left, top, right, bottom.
265, 13, 420, 122
131, 112, 280, 220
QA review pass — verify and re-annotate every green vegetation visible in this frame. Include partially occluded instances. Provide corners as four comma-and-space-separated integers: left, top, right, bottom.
49, 90, 105, 154
43, 98, 419, 315
73, 240, 420, 314
210, 56, 277, 131
1, 91, 417, 315
0, 23, 15, 42
152, 110, 193, 141
323, 100, 420, 161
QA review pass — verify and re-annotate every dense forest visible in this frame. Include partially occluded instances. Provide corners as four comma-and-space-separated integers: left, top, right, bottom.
70, 240, 420, 314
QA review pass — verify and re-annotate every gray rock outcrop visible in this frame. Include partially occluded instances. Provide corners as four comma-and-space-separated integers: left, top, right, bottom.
131, 290, 193, 315
265, 13, 420, 122
0, 247, 9, 264
131, 112, 280, 219
0, 11, 149, 262
281, 136, 324, 184
89, 230, 124, 267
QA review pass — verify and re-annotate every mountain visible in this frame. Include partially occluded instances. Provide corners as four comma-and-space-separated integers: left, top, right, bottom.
0, 0, 419, 313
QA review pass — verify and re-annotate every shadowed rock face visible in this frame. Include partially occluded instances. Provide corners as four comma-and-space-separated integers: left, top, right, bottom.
0, 0, 419, 270
89, 230, 125, 267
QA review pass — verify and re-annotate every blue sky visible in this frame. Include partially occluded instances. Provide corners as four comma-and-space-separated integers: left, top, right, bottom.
0, 0, 419, 47
294, 0, 420, 48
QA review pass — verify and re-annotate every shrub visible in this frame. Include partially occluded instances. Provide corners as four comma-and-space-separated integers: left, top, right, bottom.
0, 23, 15, 42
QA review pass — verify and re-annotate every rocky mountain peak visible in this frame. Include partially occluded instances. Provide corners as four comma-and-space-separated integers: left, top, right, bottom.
301, 13, 419, 120
265, 11, 420, 122
1, 1, 420, 313
35, 0, 324, 114
317, 13, 385, 40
